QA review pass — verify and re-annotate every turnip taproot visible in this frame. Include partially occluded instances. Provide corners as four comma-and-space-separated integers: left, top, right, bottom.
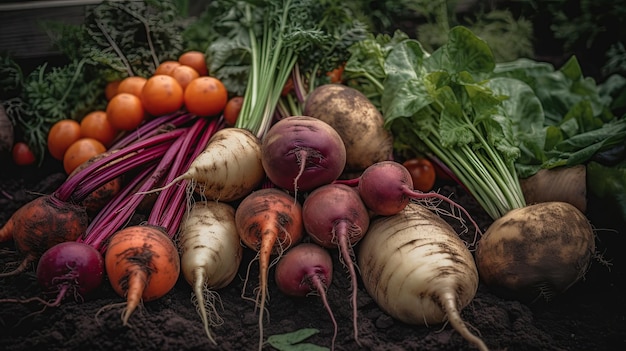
156, 127, 265, 202
519, 165, 587, 213
178, 201, 242, 344
302, 183, 369, 345
0, 242, 104, 307
475, 201, 595, 302
358, 161, 481, 240
303, 84, 394, 171
357, 202, 488, 351
274, 243, 337, 351
103, 225, 180, 325
0, 195, 89, 278
235, 187, 305, 351
261, 116, 346, 197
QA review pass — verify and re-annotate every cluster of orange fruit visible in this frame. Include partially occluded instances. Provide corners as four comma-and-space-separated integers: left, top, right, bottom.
48, 51, 233, 175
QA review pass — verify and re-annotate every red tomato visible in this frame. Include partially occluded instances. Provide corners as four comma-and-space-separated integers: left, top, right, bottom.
402, 157, 436, 192
12, 142, 36, 166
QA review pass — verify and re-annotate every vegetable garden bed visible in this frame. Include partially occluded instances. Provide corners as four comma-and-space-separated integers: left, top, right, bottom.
1, 161, 625, 350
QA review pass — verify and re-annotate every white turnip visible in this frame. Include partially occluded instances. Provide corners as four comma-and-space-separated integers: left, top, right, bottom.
475, 201, 595, 302
178, 200, 243, 344
261, 116, 346, 198
302, 183, 369, 345
274, 243, 337, 351
158, 127, 265, 202
357, 202, 488, 351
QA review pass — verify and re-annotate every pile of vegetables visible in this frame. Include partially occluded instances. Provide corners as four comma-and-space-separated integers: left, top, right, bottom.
1, 0, 626, 350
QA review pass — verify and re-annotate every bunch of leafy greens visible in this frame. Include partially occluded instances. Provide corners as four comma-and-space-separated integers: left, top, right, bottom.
198, 0, 368, 137
0, 0, 190, 163
345, 25, 625, 220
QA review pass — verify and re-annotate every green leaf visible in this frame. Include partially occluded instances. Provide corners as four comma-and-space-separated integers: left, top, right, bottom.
438, 26, 495, 75
266, 328, 329, 351
587, 160, 626, 225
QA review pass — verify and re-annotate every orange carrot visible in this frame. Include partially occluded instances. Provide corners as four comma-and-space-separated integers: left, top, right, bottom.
103, 225, 180, 325
235, 188, 305, 351
0, 195, 88, 278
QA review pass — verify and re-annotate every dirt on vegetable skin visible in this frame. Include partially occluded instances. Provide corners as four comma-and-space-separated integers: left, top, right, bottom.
1, 163, 625, 351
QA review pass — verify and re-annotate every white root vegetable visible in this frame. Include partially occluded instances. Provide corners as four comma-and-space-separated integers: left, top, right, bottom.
475, 201, 595, 302
358, 202, 488, 351
159, 127, 265, 202
178, 201, 243, 344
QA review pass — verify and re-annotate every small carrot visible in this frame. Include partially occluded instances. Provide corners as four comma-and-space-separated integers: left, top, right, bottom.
235, 188, 305, 351
102, 224, 180, 325
0, 195, 88, 278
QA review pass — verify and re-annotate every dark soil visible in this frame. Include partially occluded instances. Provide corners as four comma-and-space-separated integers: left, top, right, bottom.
1, 160, 625, 351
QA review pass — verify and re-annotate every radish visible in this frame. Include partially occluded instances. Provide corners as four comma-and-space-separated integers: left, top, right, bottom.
357, 160, 481, 240
302, 183, 369, 345
156, 127, 265, 202
274, 243, 337, 351
261, 116, 347, 198
235, 187, 305, 351
357, 202, 488, 351
178, 200, 243, 344
0, 242, 104, 307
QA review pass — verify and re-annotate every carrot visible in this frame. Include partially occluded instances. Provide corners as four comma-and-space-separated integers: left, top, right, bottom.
0, 195, 88, 278
235, 188, 305, 351
102, 225, 180, 325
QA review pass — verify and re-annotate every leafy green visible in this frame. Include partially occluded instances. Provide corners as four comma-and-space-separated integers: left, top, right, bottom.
587, 160, 626, 225
266, 328, 328, 351
381, 26, 528, 219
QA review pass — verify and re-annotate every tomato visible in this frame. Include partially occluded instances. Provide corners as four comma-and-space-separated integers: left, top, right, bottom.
154, 60, 181, 76
141, 74, 184, 116
171, 65, 199, 91
183, 76, 228, 117
178, 50, 208, 76
63, 138, 106, 175
223, 96, 244, 126
80, 110, 118, 147
402, 157, 436, 192
47, 119, 82, 160
106, 93, 145, 131
326, 63, 345, 84
12, 142, 35, 166
105, 80, 121, 101
116, 76, 147, 97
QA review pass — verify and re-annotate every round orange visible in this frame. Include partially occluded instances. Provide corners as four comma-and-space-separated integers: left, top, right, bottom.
63, 138, 106, 175
105, 80, 121, 101
171, 65, 200, 91
80, 110, 118, 146
141, 74, 184, 116
184, 76, 228, 117
154, 60, 181, 76
47, 119, 82, 160
106, 93, 145, 131
178, 51, 208, 76
116, 76, 148, 97
223, 96, 244, 126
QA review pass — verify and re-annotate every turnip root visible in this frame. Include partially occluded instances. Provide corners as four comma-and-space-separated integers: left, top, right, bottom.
159, 127, 265, 202
475, 201, 595, 302
178, 201, 243, 344
357, 202, 488, 351
303, 84, 393, 172
519, 165, 587, 213
302, 183, 369, 345
274, 243, 337, 351
261, 116, 346, 197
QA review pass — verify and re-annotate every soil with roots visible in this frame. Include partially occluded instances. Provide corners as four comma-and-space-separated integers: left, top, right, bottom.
1, 159, 625, 351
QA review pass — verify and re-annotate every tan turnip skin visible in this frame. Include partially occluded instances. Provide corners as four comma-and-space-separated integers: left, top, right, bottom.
475, 201, 595, 302
303, 84, 394, 172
